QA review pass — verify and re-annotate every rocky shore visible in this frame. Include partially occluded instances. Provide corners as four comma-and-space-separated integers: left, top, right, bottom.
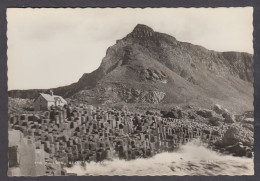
8, 102, 253, 176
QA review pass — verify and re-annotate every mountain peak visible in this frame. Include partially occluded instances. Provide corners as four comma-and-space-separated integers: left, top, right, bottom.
8, 25, 254, 113
133, 24, 154, 31
129, 24, 154, 38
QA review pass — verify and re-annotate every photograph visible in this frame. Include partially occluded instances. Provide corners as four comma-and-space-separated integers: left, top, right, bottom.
7, 8, 254, 176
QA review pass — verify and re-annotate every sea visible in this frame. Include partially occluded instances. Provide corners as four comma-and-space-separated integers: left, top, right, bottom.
65, 140, 254, 176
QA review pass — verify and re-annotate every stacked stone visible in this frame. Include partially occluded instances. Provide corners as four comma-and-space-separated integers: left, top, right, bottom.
8, 104, 228, 164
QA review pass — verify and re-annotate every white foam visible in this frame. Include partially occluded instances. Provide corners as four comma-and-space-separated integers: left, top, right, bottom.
65, 140, 254, 176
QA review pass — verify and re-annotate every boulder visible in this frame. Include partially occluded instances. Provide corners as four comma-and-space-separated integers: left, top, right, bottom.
163, 111, 178, 119
235, 111, 254, 122
146, 110, 160, 116
212, 104, 223, 114
208, 116, 223, 126
242, 118, 254, 124
221, 124, 253, 147
242, 123, 254, 132
223, 113, 236, 123
196, 109, 213, 118
212, 104, 229, 114
188, 113, 196, 119
161, 107, 183, 119
225, 142, 247, 157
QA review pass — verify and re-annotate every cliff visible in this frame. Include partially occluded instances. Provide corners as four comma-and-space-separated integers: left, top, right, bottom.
8, 24, 254, 113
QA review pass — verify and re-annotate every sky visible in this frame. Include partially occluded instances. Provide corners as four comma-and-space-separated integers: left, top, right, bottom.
7, 8, 253, 90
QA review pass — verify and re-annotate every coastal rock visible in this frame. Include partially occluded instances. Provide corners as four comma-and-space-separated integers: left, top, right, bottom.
196, 109, 213, 118
242, 118, 254, 124
236, 111, 254, 122
212, 104, 228, 115
161, 107, 183, 119
223, 113, 236, 123
242, 123, 254, 132
225, 142, 251, 157
221, 124, 253, 147
208, 116, 223, 126
214, 123, 254, 157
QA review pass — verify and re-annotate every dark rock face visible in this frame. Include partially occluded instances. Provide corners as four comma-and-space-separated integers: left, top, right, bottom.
213, 122, 254, 157
208, 116, 223, 126
196, 109, 213, 118
223, 113, 236, 123
225, 142, 252, 157
71, 85, 166, 104
8, 24, 254, 112
221, 124, 253, 147
212, 104, 228, 115
114, 88, 166, 104
212, 104, 236, 123
143, 69, 167, 83
161, 107, 183, 119
242, 118, 254, 124
221, 52, 254, 83
129, 24, 154, 39
235, 111, 254, 122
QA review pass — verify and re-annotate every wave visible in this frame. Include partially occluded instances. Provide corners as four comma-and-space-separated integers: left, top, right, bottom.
65, 140, 254, 176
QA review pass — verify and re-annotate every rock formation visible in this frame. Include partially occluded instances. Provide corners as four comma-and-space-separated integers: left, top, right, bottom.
214, 122, 254, 157
8, 24, 254, 113
222, 124, 253, 146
